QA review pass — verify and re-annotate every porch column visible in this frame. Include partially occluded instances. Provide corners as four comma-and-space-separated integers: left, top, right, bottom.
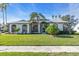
38, 22, 41, 33
18, 24, 22, 33
27, 23, 30, 33
9, 24, 12, 33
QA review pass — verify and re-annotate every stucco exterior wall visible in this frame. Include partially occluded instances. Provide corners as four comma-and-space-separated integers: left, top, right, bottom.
9, 24, 22, 33
73, 23, 79, 32
58, 24, 63, 31
8, 22, 64, 34
27, 23, 30, 33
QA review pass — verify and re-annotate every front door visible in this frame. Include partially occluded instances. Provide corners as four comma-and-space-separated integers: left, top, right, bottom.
31, 22, 38, 33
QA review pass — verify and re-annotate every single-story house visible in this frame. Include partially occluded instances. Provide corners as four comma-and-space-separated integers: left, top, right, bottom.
7, 18, 68, 34
73, 23, 79, 32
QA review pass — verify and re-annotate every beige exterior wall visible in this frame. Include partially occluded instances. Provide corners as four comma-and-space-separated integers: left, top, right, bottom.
27, 23, 30, 33
8, 22, 65, 34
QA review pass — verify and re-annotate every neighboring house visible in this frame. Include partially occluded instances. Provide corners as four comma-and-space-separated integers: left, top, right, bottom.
73, 23, 79, 32
7, 18, 68, 34
70, 17, 79, 33
52, 18, 68, 31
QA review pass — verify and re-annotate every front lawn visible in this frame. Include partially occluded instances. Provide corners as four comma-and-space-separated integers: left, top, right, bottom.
0, 34, 79, 46
0, 52, 79, 56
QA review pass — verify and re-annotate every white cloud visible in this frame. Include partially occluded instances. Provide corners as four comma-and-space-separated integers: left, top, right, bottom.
6, 3, 30, 22
61, 3, 79, 18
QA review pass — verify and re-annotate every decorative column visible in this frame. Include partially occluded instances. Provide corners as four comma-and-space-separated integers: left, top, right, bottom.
27, 23, 30, 33
19, 24, 22, 33
38, 22, 41, 33
9, 24, 12, 33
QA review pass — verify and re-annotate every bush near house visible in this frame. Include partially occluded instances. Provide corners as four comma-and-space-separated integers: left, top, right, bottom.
15, 28, 20, 32
58, 31, 70, 34
1, 25, 8, 33
14, 28, 20, 33
74, 32, 79, 35
45, 24, 59, 35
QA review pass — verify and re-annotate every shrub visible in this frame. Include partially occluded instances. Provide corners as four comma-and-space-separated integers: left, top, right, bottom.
74, 32, 79, 35
14, 28, 20, 33
45, 24, 59, 35
70, 31, 76, 34
2, 25, 8, 33
58, 31, 70, 34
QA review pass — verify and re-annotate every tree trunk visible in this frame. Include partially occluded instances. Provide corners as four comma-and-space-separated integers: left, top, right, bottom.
2, 7, 5, 25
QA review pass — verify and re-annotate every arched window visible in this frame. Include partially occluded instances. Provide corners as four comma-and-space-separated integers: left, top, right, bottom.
11, 25, 16, 32
31, 22, 38, 33
22, 24, 27, 34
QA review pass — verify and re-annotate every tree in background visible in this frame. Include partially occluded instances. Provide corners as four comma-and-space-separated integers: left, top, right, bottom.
0, 3, 8, 25
0, 3, 8, 33
2, 25, 8, 33
30, 12, 46, 21
45, 24, 59, 35
62, 15, 76, 34
62, 15, 70, 21
62, 15, 72, 34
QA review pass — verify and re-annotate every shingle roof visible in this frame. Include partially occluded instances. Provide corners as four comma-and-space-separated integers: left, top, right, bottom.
7, 18, 68, 24
7, 19, 51, 24
8, 20, 29, 24
52, 18, 68, 23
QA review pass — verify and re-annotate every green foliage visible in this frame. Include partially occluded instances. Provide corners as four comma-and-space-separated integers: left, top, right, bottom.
30, 12, 38, 21
62, 15, 72, 34
14, 28, 20, 32
39, 13, 46, 20
62, 15, 70, 21
30, 12, 46, 21
74, 32, 79, 35
45, 24, 59, 35
3, 26, 8, 32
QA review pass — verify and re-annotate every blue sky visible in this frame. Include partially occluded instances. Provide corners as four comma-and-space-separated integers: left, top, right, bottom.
0, 3, 79, 23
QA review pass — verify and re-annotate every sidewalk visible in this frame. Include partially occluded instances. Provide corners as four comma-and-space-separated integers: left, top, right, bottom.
0, 46, 79, 52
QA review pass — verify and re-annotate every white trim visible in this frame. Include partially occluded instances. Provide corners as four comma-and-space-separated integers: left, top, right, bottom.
9, 24, 12, 33
38, 23, 41, 33
27, 23, 30, 33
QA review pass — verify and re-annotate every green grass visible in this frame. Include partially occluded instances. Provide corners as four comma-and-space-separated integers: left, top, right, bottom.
0, 52, 79, 56
0, 52, 48, 56
0, 34, 79, 46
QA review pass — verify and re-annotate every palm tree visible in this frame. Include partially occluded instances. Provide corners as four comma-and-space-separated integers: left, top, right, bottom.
4, 4, 8, 24
0, 3, 8, 33
39, 13, 46, 20
30, 12, 38, 21
62, 15, 70, 21
0, 3, 8, 25
30, 12, 46, 21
